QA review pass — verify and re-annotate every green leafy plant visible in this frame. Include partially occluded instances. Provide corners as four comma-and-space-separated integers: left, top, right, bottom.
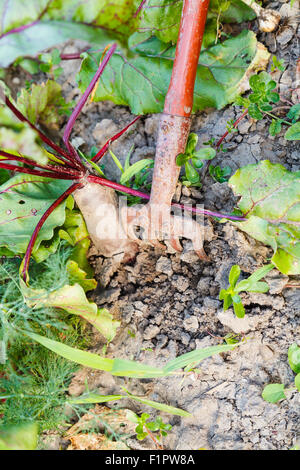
219, 264, 274, 318
262, 344, 300, 403
23, 328, 240, 378
17, 80, 74, 129
127, 411, 172, 447
0, 252, 91, 432
270, 55, 285, 73
209, 164, 232, 183
176, 133, 216, 187
109, 147, 154, 197
39, 49, 63, 79
79, 29, 264, 115
235, 71, 300, 140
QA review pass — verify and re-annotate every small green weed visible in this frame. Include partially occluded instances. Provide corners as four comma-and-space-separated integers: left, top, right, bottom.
127, 411, 172, 448
176, 133, 216, 187
208, 164, 231, 182
235, 71, 300, 140
219, 264, 274, 318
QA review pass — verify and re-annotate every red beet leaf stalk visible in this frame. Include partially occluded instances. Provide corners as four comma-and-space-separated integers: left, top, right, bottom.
123, 0, 212, 257
151, 0, 210, 209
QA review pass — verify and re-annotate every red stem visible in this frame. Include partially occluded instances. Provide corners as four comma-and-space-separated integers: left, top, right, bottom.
60, 49, 89, 60
147, 0, 210, 210
63, 44, 117, 164
216, 108, 249, 148
4, 97, 80, 169
0, 161, 75, 180
0, 150, 81, 177
133, 0, 147, 18
21, 182, 83, 281
0, 21, 39, 40
92, 115, 142, 163
87, 174, 245, 221
164, 0, 210, 117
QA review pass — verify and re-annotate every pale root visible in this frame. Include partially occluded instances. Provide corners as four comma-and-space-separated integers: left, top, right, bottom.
73, 182, 138, 260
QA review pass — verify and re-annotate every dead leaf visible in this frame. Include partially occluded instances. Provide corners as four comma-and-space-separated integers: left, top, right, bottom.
67, 433, 129, 450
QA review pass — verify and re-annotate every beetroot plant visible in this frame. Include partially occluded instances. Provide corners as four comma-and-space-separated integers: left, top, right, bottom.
0, 0, 299, 445
0, 1, 298, 341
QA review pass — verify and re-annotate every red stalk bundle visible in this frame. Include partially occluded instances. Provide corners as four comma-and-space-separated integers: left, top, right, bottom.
0, 2, 245, 281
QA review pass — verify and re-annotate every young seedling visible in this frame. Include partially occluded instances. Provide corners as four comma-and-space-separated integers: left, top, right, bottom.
262, 343, 300, 403
208, 164, 232, 183
235, 71, 300, 139
219, 264, 274, 318
127, 411, 172, 449
39, 48, 63, 80
176, 133, 216, 187
271, 55, 285, 73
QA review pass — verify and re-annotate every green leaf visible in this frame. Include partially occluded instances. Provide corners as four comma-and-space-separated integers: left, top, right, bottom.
0, 0, 142, 66
21, 280, 120, 342
288, 343, 300, 374
59, 206, 97, 292
285, 122, 300, 141
191, 159, 203, 170
185, 162, 200, 184
17, 80, 71, 129
269, 119, 281, 137
262, 383, 286, 403
185, 133, 198, 154
235, 264, 274, 293
163, 344, 238, 374
124, 389, 191, 417
24, 330, 165, 378
0, 168, 10, 185
248, 103, 263, 120
176, 153, 188, 167
193, 147, 216, 161
229, 264, 241, 287
233, 299, 245, 318
81, 387, 190, 417
295, 373, 300, 392
137, 0, 256, 44
260, 103, 273, 112
0, 128, 49, 165
229, 161, 300, 275
16, 58, 40, 74
0, 174, 71, 261
0, 21, 112, 68
109, 149, 124, 173
0, 423, 38, 450
68, 393, 124, 404
219, 290, 233, 310
0, 103, 50, 164
46, 0, 139, 38
79, 30, 260, 114
120, 159, 154, 185
287, 104, 300, 122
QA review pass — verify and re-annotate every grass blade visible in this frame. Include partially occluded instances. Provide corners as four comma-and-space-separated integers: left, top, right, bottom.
163, 344, 238, 374
68, 394, 124, 404
24, 330, 165, 378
